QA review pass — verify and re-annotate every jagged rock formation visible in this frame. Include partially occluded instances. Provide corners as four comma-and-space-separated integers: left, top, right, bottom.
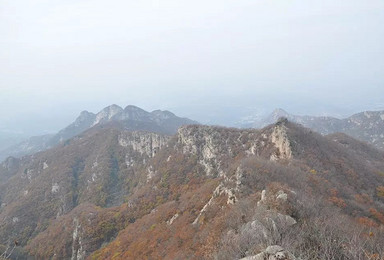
55, 104, 197, 139
177, 125, 256, 176
253, 108, 384, 150
225, 188, 298, 260
269, 119, 292, 161
0, 105, 197, 162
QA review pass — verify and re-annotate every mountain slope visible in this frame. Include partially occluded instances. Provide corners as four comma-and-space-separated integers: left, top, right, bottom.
1, 119, 384, 259
0, 125, 170, 250
0, 105, 197, 162
254, 109, 384, 150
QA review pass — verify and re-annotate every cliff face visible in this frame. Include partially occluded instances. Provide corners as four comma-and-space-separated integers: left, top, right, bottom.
176, 123, 294, 177
118, 131, 170, 158
269, 122, 292, 161
177, 125, 245, 176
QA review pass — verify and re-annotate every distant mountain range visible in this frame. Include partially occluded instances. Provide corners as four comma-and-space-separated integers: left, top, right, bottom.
0, 105, 197, 161
251, 108, 384, 150
2, 106, 384, 162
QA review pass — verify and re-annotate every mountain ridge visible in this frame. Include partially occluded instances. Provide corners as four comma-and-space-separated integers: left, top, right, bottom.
0, 105, 197, 162
252, 108, 384, 150
1, 120, 384, 259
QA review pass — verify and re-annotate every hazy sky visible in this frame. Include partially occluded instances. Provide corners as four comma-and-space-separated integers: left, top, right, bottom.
1, 0, 384, 133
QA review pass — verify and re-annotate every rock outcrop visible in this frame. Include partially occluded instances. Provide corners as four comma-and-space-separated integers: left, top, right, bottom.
118, 131, 170, 158
177, 124, 294, 176
240, 245, 296, 260
270, 120, 292, 161
178, 125, 242, 176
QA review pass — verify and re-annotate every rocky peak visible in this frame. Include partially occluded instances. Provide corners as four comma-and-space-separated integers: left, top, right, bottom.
78, 110, 94, 118
151, 110, 176, 120
255, 109, 384, 150
92, 105, 123, 126
124, 105, 146, 112
75, 111, 96, 123
271, 108, 289, 120
276, 117, 289, 125
0, 105, 198, 161
120, 105, 151, 121
123, 105, 148, 113
107, 104, 124, 112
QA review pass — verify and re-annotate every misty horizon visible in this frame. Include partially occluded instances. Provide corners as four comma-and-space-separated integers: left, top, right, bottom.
1, 0, 384, 135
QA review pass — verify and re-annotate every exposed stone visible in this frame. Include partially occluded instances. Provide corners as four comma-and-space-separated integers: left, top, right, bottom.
71, 218, 85, 260
92, 161, 98, 168
275, 251, 287, 259
242, 219, 269, 240
242, 189, 297, 250
276, 190, 288, 201
240, 245, 296, 260
257, 190, 267, 207
43, 162, 49, 169
193, 183, 237, 225
235, 167, 244, 191
52, 183, 60, 193
178, 125, 256, 176
270, 124, 292, 161
265, 245, 284, 255
118, 132, 169, 158
178, 126, 223, 175
275, 213, 297, 227
240, 252, 265, 260
147, 165, 156, 182
167, 213, 179, 225
261, 190, 267, 201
